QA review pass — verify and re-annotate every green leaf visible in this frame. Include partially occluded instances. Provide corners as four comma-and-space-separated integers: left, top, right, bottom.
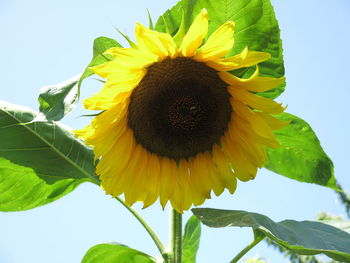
0, 158, 83, 211
78, 37, 122, 90
155, 0, 285, 99
38, 75, 80, 121
81, 243, 156, 263
265, 113, 336, 189
192, 208, 350, 262
0, 101, 98, 211
183, 216, 201, 263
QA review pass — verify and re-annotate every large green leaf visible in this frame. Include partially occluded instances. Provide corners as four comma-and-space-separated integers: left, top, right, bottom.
38, 75, 80, 121
78, 37, 122, 90
265, 112, 336, 189
155, 0, 285, 99
81, 243, 156, 263
264, 213, 349, 263
0, 101, 98, 211
192, 208, 350, 262
0, 158, 83, 211
183, 216, 201, 263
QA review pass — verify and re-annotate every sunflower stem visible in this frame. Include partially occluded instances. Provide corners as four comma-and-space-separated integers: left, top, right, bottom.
115, 197, 168, 262
170, 208, 182, 263
229, 235, 264, 263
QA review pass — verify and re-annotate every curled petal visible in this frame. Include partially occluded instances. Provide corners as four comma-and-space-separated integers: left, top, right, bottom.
135, 23, 178, 60
195, 21, 235, 61
230, 87, 285, 114
207, 47, 271, 71
219, 68, 285, 92
255, 112, 290, 130
180, 9, 208, 57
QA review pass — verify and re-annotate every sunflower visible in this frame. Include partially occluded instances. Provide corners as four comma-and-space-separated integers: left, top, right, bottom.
75, 9, 287, 212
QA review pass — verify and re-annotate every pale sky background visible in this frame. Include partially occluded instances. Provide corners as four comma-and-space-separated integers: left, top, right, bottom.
1, 0, 350, 262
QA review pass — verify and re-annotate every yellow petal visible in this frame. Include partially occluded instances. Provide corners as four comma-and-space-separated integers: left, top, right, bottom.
195, 21, 235, 61
169, 185, 183, 213
233, 142, 261, 177
123, 146, 150, 205
142, 153, 161, 208
92, 61, 139, 79
227, 50, 271, 68
219, 69, 285, 93
187, 159, 208, 207
219, 65, 259, 83
172, 159, 193, 212
255, 112, 290, 130
159, 157, 177, 209
98, 129, 137, 196
206, 47, 270, 71
73, 124, 94, 140
88, 115, 128, 159
180, 9, 208, 57
80, 102, 129, 157
202, 152, 226, 196
221, 135, 257, 181
212, 144, 237, 194
188, 154, 212, 199
230, 87, 285, 114
135, 23, 177, 60
105, 69, 146, 90
233, 115, 279, 149
104, 47, 155, 69
228, 123, 266, 167
234, 165, 258, 182
84, 87, 129, 110
231, 101, 280, 148
84, 69, 145, 110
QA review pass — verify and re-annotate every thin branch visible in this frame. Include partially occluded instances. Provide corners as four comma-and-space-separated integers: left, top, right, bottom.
230, 236, 264, 263
114, 196, 168, 262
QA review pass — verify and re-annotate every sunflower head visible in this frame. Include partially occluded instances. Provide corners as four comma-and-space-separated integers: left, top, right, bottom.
75, 9, 287, 212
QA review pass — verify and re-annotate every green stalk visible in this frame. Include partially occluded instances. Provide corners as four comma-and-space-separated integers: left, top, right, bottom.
230, 236, 264, 263
115, 197, 168, 262
170, 208, 183, 263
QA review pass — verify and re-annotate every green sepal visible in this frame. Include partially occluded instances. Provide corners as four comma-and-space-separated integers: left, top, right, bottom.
161, 14, 172, 35
173, 8, 186, 47
115, 27, 137, 48
147, 9, 154, 30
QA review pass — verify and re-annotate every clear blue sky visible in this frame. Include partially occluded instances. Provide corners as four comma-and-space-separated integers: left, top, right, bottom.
1, 0, 350, 262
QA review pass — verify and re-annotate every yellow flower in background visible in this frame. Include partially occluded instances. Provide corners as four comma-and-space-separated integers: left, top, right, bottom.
75, 9, 287, 212
246, 257, 267, 263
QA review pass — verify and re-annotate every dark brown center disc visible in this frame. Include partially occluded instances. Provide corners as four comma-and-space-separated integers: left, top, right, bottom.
127, 57, 232, 160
